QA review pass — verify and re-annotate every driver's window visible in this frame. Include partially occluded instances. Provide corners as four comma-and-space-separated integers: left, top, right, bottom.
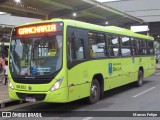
67, 37, 85, 63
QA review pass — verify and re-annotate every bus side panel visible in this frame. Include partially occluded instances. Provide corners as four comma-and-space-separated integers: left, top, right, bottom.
147, 56, 156, 77
68, 59, 112, 101
129, 57, 138, 82
130, 57, 139, 82
134, 56, 156, 79
107, 59, 123, 89
68, 83, 90, 102
67, 63, 90, 102
144, 56, 150, 78
129, 56, 156, 82
121, 57, 135, 85
68, 58, 126, 101
143, 57, 149, 78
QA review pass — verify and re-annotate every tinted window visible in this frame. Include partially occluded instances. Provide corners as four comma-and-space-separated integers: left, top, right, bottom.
140, 40, 147, 48
120, 37, 131, 57
67, 37, 85, 62
108, 36, 119, 46
148, 41, 154, 48
131, 38, 139, 48
108, 35, 120, 57
88, 32, 106, 58
131, 38, 140, 55
139, 48, 147, 55
10, 34, 63, 76
139, 40, 147, 55
121, 48, 131, 56
121, 37, 130, 46
108, 46, 120, 57
147, 41, 154, 55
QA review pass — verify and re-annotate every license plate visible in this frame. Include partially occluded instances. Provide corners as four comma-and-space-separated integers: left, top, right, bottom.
26, 97, 36, 102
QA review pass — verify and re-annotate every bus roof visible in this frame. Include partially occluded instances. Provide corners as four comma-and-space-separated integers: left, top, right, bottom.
15, 18, 154, 41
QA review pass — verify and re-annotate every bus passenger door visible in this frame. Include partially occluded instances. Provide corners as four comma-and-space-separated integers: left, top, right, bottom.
67, 27, 90, 102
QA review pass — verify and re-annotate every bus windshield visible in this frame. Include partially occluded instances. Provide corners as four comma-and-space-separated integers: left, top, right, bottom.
10, 34, 62, 76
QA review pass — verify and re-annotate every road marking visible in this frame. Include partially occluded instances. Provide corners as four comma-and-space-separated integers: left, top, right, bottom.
132, 87, 156, 98
82, 117, 93, 120
0, 101, 41, 111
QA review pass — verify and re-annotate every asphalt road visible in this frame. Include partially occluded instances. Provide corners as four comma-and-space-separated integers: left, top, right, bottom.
1, 71, 160, 120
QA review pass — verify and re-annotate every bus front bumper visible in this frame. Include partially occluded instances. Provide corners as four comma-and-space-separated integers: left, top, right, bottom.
8, 87, 68, 103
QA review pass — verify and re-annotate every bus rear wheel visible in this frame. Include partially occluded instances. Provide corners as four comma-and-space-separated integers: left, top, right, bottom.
87, 79, 100, 104
135, 70, 143, 87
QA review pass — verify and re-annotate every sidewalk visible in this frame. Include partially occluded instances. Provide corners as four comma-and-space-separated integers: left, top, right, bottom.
0, 83, 24, 109
0, 84, 9, 101
0, 75, 22, 109
0, 83, 16, 108
0, 74, 9, 101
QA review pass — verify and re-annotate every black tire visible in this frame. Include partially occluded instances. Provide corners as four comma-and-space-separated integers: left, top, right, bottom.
86, 79, 100, 104
135, 70, 143, 87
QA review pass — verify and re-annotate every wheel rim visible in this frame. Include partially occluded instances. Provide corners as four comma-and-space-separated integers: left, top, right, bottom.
91, 85, 98, 100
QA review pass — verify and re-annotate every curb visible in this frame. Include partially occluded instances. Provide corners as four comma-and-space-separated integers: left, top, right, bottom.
0, 99, 23, 109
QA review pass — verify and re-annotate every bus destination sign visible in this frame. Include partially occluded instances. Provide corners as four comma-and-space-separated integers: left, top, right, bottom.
18, 24, 56, 35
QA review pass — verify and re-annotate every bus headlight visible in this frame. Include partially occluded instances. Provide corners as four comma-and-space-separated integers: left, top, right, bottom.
8, 80, 14, 90
50, 78, 63, 92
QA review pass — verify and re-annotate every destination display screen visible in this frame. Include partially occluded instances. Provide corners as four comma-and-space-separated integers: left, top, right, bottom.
15, 22, 63, 36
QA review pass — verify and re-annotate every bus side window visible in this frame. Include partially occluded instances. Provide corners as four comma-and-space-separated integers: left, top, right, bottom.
88, 32, 106, 58
147, 41, 154, 55
131, 38, 139, 56
108, 35, 120, 57
74, 38, 85, 60
139, 40, 147, 55
67, 37, 85, 63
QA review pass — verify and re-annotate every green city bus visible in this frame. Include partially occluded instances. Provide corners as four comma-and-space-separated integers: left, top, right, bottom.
8, 19, 156, 103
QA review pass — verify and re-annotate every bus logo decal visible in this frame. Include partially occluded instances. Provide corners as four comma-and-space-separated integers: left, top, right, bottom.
32, 68, 37, 75
28, 86, 32, 90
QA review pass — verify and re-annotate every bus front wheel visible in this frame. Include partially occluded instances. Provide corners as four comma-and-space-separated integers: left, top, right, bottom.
135, 70, 143, 87
87, 79, 100, 104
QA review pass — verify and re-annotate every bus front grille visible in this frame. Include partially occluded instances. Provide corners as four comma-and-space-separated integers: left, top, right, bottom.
16, 93, 46, 101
